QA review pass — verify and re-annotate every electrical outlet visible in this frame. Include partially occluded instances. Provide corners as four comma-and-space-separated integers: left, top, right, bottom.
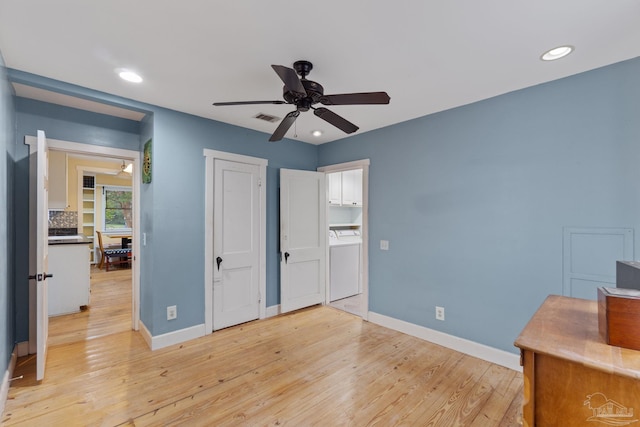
380, 240, 389, 250
167, 305, 177, 320
435, 306, 445, 321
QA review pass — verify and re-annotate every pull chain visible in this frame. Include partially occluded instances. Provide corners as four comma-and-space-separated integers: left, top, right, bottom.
294, 119, 298, 138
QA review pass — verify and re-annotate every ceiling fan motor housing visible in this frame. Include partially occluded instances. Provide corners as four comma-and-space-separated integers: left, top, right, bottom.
283, 79, 324, 111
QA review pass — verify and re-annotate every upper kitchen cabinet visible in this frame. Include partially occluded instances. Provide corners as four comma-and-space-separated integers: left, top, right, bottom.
327, 170, 363, 206
341, 169, 363, 206
328, 172, 343, 205
48, 150, 68, 209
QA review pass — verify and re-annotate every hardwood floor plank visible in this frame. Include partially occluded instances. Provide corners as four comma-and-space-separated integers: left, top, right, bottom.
3, 269, 523, 426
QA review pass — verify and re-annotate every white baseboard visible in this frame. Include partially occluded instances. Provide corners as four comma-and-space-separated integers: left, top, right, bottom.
139, 321, 153, 349
1, 346, 18, 417
139, 321, 206, 351
266, 304, 280, 318
368, 311, 521, 372
16, 341, 29, 357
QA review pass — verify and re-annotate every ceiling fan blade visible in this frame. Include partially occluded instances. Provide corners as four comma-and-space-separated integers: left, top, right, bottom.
213, 100, 287, 106
269, 110, 300, 142
320, 92, 390, 106
314, 107, 359, 134
271, 65, 307, 96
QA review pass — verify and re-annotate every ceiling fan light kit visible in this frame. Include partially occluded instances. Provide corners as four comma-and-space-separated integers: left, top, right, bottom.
213, 60, 390, 142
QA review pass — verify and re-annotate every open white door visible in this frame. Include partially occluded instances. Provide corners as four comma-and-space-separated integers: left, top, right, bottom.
280, 169, 326, 313
29, 130, 50, 381
213, 159, 261, 330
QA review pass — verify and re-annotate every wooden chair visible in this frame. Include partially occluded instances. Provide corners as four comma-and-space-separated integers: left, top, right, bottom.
96, 231, 132, 271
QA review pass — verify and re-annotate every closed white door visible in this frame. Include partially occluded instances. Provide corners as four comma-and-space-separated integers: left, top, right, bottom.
213, 159, 260, 330
280, 169, 326, 313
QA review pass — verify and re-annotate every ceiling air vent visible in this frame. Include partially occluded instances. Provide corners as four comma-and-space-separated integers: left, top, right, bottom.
254, 113, 280, 123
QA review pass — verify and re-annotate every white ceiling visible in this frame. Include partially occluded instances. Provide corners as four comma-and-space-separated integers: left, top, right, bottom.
1, 1, 639, 144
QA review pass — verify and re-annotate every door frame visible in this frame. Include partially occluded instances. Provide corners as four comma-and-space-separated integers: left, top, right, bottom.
317, 159, 370, 321
203, 149, 267, 333
26, 135, 142, 351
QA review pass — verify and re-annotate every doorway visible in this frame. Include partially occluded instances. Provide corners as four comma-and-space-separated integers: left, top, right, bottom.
318, 160, 370, 320
28, 136, 141, 355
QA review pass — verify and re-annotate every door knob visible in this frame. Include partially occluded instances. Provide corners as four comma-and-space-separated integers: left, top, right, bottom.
284, 252, 290, 264
216, 256, 223, 271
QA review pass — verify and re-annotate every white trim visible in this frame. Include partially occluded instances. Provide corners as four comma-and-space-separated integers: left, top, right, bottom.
203, 149, 268, 334
317, 159, 370, 173
26, 134, 142, 336
317, 159, 370, 321
203, 149, 268, 167
266, 304, 280, 318
139, 320, 153, 349
368, 311, 521, 371
1, 346, 18, 416
16, 341, 29, 357
139, 320, 206, 351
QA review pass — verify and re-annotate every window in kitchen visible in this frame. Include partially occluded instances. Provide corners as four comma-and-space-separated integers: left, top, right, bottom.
102, 186, 133, 232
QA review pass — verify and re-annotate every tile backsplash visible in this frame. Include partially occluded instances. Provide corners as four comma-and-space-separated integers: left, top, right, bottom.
48, 210, 78, 228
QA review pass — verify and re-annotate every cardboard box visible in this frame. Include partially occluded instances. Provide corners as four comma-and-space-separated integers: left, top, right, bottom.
598, 287, 640, 351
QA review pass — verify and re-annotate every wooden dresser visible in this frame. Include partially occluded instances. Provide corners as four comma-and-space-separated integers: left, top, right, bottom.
514, 295, 640, 427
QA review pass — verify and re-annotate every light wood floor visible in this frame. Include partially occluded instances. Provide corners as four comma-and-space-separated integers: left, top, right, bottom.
3, 268, 523, 426
48, 266, 133, 347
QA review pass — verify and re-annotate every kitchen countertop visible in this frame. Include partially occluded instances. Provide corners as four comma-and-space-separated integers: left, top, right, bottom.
48, 234, 92, 245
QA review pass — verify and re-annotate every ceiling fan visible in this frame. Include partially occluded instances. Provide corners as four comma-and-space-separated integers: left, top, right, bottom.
213, 60, 390, 142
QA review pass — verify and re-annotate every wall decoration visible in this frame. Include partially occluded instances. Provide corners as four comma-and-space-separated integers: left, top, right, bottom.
142, 139, 152, 183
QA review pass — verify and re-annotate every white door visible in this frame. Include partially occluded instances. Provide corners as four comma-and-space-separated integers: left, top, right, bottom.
213, 159, 261, 330
280, 169, 326, 313
29, 130, 50, 381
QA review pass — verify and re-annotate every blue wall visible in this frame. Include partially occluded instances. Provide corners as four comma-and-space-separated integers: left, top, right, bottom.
142, 108, 317, 334
318, 57, 640, 353
8, 57, 640, 359
10, 71, 318, 341
0, 53, 16, 381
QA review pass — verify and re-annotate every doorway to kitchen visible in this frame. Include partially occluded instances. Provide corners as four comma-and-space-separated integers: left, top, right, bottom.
317, 160, 369, 320
29, 136, 141, 353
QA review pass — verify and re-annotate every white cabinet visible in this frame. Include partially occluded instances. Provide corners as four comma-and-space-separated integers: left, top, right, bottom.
48, 150, 68, 209
326, 170, 363, 206
48, 243, 91, 316
341, 169, 363, 206
328, 172, 342, 205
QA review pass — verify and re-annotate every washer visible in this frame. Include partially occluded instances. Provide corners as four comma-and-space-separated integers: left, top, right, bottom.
329, 229, 361, 301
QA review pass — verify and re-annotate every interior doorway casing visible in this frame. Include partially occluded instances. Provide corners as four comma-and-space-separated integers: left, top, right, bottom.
317, 159, 370, 321
203, 149, 267, 334
26, 135, 142, 353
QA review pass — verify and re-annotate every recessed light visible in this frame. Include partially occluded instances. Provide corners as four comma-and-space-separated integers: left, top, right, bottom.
118, 70, 143, 83
541, 45, 574, 61
311, 130, 323, 137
